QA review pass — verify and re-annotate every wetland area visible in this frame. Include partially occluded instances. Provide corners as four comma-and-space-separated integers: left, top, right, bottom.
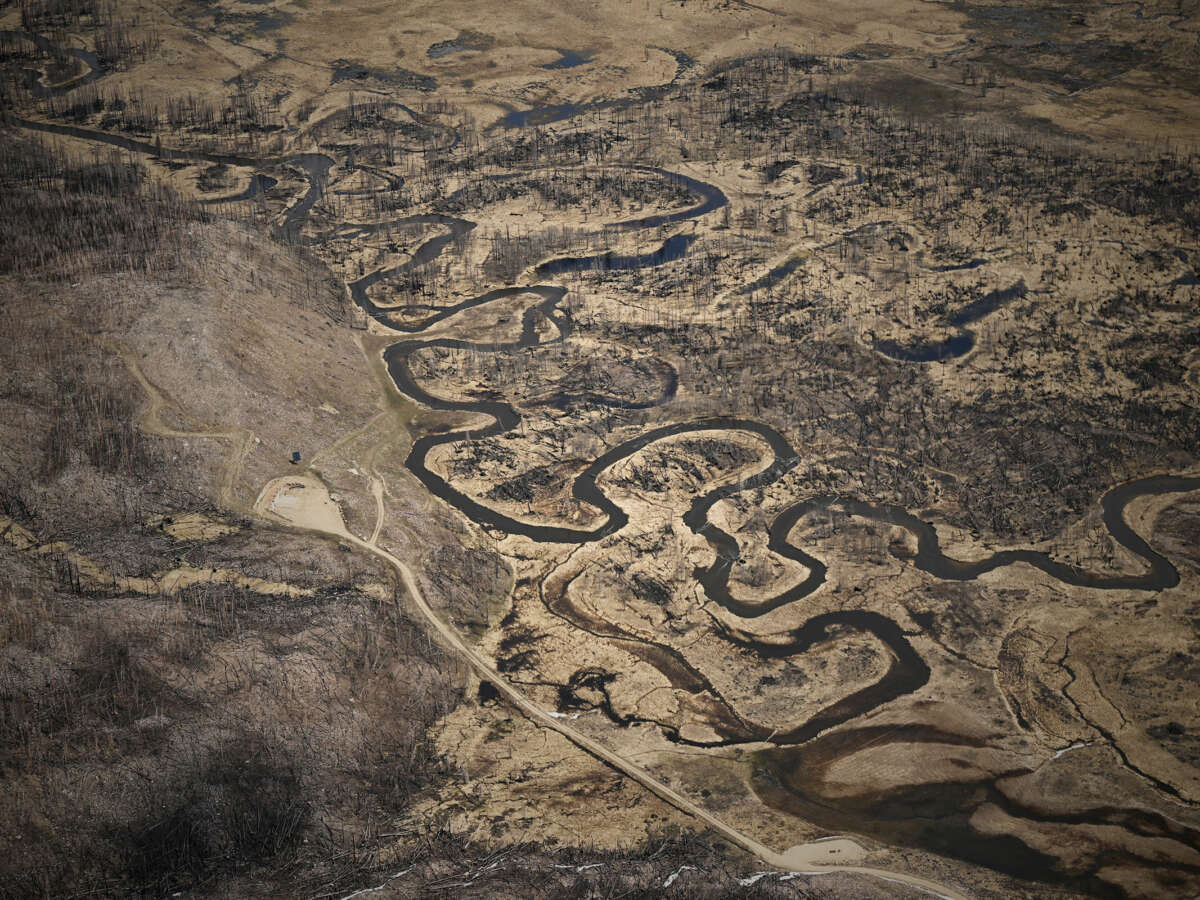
2, 1, 1200, 897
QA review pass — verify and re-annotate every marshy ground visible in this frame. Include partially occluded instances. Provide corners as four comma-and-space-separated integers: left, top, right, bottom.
2, 1, 1200, 897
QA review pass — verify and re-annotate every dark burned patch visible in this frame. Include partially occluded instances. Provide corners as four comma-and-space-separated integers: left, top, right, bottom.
498, 625, 546, 656
976, 38, 1151, 93
556, 668, 619, 715
1147, 721, 1200, 768
331, 59, 437, 92
123, 737, 308, 893
929, 401, 1134, 544
615, 461, 670, 493
672, 437, 760, 470
447, 435, 517, 478
1041, 198, 1093, 221
477, 680, 501, 704
904, 582, 1013, 659
497, 625, 547, 674
427, 30, 494, 59
960, 2, 1075, 40
849, 68, 980, 121
13, 630, 181, 758
0, 136, 209, 279
426, 543, 511, 631
496, 648, 538, 673
485, 464, 557, 504
535, 352, 675, 410
196, 162, 233, 192
618, 436, 758, 494
762, 158, 798, 182
182, 4, 295, 41
39, 365, 161, 483
841, 43, 896, 60
807, 163, 843, 186
951, 3, 1159, 95
631, 572, 672, 607
441, 169, 694, 216
1151, 496, 1200, 572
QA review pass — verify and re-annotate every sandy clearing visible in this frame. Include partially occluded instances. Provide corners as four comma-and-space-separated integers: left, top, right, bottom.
149, 511, 241, 541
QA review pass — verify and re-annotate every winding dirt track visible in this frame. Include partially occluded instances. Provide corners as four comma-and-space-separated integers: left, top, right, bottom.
101, 338, 256, 511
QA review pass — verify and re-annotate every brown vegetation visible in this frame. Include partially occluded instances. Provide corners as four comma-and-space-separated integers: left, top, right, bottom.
2, 0, 1199, 897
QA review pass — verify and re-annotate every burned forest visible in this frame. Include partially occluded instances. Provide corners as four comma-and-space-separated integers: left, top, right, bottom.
2, 1, 1200, 898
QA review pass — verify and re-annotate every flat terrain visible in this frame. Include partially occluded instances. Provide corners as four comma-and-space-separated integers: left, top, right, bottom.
2, 1, 1200, 897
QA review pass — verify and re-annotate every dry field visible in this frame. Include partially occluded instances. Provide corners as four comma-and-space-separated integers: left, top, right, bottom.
2, 0, 1200, 897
